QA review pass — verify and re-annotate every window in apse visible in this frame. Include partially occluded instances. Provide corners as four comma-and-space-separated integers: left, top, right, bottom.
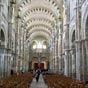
37, 42, 42, 49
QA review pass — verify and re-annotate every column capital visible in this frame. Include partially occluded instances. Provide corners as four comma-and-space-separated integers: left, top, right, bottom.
64, 48, 71, 51
75, 40, 81, 43
81, 39, 88, 42
58, 53, 65, 56
70, 48, 75, 50
75, 39, 88, 43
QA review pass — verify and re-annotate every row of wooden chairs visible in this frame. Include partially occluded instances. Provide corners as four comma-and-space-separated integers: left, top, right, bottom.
0, 72, 33, 88
43, 73, 88, 88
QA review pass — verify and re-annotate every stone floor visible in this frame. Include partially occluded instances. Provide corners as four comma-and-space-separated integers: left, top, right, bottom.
29, 74, 48, 88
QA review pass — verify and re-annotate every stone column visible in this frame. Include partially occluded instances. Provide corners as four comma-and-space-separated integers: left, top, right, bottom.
75, 0, 82, 80
21, 27, 24, 70
0, 0, 3, 25
14, 0, 19, 73
81, 40, 86, 81
17, 18, 21, 72
64, 49, 69, 76
52, 31, 55, 72
84, 39, 88, 81
0, 29, 1, 48
64, 22, 70, 76
51, 45, 53, 72
68, 50, 72, 77
57, 39, 59, 72
50, 37, 53, 71
85, 40, 88, 71
59, 33, 63, 70
0, 1, 3, 46
54, 20, 59, 72
64, 0, 70, 76
75, 41, 81, 80
71, 48, 76, 78
8, 4, 15, 68
24, 30, 27, 71
56, 39, 59, 72
54, 40, 57, 72
55, 23, 59, 72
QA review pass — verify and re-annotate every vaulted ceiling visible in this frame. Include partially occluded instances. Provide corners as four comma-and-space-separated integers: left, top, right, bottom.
18, 0, 62, 47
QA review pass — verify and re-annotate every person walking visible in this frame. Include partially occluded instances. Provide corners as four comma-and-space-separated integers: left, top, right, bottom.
10, 69, 14, 75
35, 69, 41, 82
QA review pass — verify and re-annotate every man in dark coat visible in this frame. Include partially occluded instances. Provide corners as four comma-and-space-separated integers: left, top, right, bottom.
35, 69, 41, 82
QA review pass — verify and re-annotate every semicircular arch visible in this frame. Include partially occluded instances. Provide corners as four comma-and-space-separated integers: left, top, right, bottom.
28, 28, 51, 36
26, 24, 53, 32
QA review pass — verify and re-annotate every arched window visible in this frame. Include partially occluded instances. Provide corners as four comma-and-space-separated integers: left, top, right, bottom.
32, 40, 47, 50
72, 30, 75, 43
0, 29, 5, 48
0, 29, 5, 41
32, 41, 37, 49
71, 30, 75, 48
0, 29, 5, 47
43, 41, 47, 49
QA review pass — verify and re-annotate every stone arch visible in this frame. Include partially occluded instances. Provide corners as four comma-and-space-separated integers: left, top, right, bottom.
28, 29, 51, 37
22, 6, 58, 21
26, 18, 52, 27
28, 26, 51, 35
26, 24, 52, 32
19, 0, 59, 15
26, 20, 52, 30
82, 5, 88, 39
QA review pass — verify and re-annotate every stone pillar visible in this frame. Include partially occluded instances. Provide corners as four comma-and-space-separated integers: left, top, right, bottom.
81, 40, 85, 81
18, 20, 21, 56
59, 33, 63, 70
53, 34, 55, 72
55, 22, 59, 72
57, 39, 59, 72
71, 49, 76, 78
54, 39, 57, 72
50, 37, 53, 71
59, 55, 62, 71
0, 1, 3, 46
56, 39, 59, 72
13, 0, 19, 74
75, 0, 82, 80
63, 0, 70, 76
75, 41, 81, 80
23, 30, 25, 70
84, 40, 88, 81
0, 0, 3, 24
85, 40, 88, 72
64, 23, 70, 76
0, 29, 1, 47
18, 19, 21, 72
50, 59, 53, 71
64, 49, 69, 76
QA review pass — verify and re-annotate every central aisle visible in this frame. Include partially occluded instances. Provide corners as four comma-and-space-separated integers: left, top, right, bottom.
29, 74, 48, 88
